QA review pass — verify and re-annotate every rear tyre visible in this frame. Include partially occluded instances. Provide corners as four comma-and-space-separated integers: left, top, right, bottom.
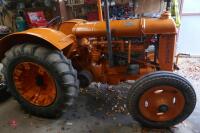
127, 71, 196, 128
2, 44, 79, 118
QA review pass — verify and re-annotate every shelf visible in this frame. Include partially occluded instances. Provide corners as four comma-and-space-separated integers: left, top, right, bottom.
66, 3, 84, 6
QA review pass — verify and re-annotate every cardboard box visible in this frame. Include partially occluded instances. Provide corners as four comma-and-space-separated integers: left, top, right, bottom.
135, 0, 163, 14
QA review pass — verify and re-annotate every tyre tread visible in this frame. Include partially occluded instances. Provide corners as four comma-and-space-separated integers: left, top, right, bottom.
2, 44, 79, 118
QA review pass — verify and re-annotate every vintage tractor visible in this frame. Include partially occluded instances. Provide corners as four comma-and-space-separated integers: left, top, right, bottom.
0, 0, 196, 128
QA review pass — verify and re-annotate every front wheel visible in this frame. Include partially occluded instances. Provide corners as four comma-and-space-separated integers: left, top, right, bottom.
2, 44, 79, 118
127, 71, 196, 128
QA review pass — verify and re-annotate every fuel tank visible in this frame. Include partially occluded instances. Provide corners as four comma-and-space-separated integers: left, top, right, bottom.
72, 17, 177, 37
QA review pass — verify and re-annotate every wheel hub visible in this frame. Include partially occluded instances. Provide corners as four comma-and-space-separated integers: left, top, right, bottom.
158, 104, 169, 113
13, 62, 57, 106
35, 75, 44, 86
139, 86, 185, 122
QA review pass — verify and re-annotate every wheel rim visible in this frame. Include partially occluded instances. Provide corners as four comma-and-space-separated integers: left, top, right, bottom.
13, 62, 57, 106
139, 86, 185, 122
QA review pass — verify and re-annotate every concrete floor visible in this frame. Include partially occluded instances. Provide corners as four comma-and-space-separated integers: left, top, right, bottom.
0, 58, 200, 133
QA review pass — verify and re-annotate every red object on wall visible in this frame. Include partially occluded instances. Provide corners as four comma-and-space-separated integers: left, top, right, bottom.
84, 0, 96, 4
26, 11, 48, 28
87, 11, 98, 21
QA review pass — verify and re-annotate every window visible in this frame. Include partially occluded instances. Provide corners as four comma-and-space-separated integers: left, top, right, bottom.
182, 0, 200, 14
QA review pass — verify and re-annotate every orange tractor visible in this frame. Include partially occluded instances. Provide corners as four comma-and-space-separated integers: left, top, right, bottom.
0, 0, 196, 128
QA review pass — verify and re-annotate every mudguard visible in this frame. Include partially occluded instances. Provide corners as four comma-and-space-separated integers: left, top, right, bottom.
0, 28, 75, 60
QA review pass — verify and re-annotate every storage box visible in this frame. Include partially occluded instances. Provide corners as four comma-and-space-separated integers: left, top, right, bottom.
135, 0, 163, 14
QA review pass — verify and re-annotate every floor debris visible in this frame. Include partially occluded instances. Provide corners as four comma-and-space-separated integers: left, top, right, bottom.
0, 57, 200, 133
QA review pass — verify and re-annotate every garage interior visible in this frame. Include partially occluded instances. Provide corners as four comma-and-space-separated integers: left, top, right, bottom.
0, 0, 199, 133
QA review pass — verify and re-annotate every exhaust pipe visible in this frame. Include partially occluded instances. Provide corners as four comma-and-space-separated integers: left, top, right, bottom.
104, 0, 113, 67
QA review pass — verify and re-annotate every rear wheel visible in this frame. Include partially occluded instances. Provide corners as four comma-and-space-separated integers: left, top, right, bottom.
2, 44, 79, 118
127, 71, 196, 128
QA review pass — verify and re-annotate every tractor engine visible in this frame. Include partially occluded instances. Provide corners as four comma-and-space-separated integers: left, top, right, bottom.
68, 16, 177, 85
79, 36, 153, 68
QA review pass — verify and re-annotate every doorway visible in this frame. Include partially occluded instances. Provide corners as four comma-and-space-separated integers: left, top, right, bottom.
177, 0, 200, 56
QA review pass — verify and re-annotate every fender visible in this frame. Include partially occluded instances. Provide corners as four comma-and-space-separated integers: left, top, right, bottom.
0, 28, 75, 60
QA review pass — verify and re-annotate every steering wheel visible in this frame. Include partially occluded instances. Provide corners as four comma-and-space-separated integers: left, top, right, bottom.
47, 16, 62, 28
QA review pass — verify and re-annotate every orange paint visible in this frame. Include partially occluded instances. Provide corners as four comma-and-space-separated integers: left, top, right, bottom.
72, 17, 176, 37
139, 86, 185, 122
13, 62, 56, 106
0, 12, 177, 84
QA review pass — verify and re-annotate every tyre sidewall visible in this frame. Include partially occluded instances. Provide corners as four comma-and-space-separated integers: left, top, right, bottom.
128, 74, 196, 128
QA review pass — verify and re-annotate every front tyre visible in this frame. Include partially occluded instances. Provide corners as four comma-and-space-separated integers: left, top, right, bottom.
2, 44, 79, 118
127, 71, 196, 128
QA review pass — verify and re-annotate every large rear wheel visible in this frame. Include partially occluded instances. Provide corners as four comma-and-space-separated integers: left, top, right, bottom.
2, 44, 79, 118
127, 71, 196, 128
